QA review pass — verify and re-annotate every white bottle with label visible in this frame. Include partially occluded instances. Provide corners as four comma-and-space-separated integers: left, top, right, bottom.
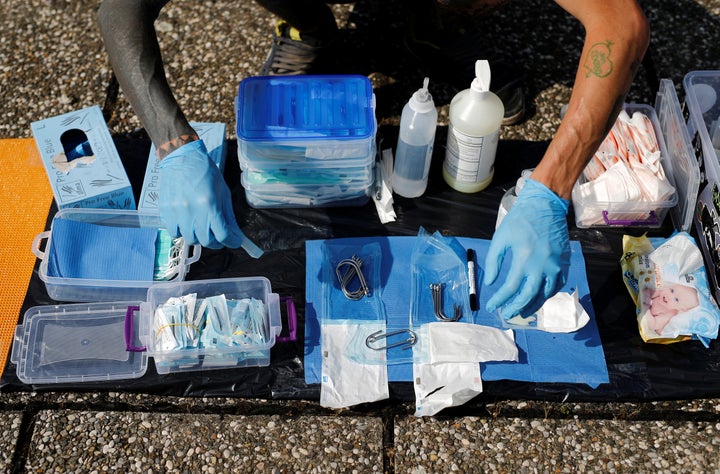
393, 77, 438, 198
443, 60, 504, 193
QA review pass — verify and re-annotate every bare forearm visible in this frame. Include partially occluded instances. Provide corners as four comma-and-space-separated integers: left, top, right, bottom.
98, 0, 197, 158
532, 0, 649, 198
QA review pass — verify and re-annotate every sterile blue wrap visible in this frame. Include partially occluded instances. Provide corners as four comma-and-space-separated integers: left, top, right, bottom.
305, 236, 609, 388
47, 218, 157, 281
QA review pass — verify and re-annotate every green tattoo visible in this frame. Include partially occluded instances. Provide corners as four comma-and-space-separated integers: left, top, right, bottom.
584, 40, 614, 78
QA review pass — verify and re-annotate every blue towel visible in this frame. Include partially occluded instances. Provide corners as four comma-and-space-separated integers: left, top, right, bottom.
304, 236, 609, 388
47, 218, 157, 281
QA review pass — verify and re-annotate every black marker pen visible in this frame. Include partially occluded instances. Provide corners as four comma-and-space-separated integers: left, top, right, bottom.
467, 249, 479, 311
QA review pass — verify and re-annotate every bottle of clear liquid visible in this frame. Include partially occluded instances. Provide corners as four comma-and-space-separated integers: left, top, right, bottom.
393, 77, 438, 198
443, 60, 504, 193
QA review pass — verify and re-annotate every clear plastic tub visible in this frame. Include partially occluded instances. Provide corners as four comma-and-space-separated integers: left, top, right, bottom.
138, 277, 281, 374
571, 104, 679, 228
684, 71, 720, 299
32, 209, 201, 302
12, 301, 149, 384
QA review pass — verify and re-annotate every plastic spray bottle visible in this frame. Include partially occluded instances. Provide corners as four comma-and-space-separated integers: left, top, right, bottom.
393, 77, 438, 198
443, 60, 504, 193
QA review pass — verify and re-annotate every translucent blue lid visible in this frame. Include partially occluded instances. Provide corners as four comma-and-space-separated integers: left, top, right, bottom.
236, 75, 376, 141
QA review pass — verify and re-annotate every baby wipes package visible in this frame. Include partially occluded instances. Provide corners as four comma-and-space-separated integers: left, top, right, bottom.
621, 232, 720, 346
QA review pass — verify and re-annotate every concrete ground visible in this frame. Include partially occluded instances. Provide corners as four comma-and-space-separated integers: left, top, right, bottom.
3, 0, 720, 472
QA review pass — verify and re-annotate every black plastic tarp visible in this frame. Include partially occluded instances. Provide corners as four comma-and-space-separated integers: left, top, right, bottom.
5, 126, 720, 403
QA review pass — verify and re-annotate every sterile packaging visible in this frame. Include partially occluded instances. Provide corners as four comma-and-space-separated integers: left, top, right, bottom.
32, 209, 200, 302
138, 277, 282, 374
11, 277, 286, 384
684, 71, 720, 301
236, 75, 377, 208
571, 103, 679, 228
31, 105, 136, 210
138, 122, 227, 213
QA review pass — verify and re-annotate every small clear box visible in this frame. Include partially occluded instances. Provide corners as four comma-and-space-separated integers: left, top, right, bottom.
571, 103, 679, 228
139, 277, 281, 374
11, 302, 148, 385
32, 209, 201, 302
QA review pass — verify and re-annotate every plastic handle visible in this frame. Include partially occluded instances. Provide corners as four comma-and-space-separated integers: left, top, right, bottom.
277, 296, 298, 343
602, 210, 658, 226
10, 325, 24, 364
186, 244, 202, 265
31, 231, 51, 259
124, 305, 147, 352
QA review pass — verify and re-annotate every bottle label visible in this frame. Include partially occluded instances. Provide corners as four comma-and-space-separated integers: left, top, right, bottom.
443, 124, 499, 183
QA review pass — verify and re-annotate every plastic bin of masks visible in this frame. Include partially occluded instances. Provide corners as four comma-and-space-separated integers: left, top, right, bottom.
684, 70, 720, 299
571, 89, 698, 229
236, 74, 377, 208
32, 209, 201, 302
10, 277, 282, 384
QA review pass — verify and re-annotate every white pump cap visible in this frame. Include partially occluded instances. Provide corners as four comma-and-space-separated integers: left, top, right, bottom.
470, 60, 491, 93
408, 77, 435, 113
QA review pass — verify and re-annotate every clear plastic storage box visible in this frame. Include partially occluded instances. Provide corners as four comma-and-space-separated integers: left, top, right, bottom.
138, 277, 281, 374
684, 71, 720, 299
32, 209, 200, 302
236, 75, 377, 208
11, 277, 285, 384
571, 93, 698, 229
12, 301, 148, 384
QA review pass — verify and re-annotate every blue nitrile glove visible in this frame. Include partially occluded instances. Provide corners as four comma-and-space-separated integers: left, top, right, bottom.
158, 140, 242, 249
484, 178, 571, 318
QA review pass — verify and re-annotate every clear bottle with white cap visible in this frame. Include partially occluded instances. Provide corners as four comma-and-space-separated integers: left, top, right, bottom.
393, 77, 438, 198
443, 60, 504, 193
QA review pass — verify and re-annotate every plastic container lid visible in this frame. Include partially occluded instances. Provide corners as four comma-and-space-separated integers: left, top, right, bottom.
655, 78, 700, 232
11, 302, 148, 384
236, 75, 376, 141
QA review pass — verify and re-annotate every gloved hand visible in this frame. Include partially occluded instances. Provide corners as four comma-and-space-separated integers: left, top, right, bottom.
158, 140, 243, 249
484, 178, 571, 318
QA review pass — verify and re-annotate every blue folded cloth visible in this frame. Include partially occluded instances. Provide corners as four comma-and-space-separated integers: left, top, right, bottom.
47, 218, 157, 281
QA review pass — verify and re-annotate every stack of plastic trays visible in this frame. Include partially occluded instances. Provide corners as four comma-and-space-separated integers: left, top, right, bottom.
236, 75, 377, 208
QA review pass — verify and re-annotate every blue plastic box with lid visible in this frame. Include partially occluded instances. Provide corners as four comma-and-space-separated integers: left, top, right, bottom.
235, 75, 377, 208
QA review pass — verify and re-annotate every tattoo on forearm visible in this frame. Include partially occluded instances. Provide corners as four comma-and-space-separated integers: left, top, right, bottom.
157, 134, 199, 159
584, 40, 614, 78
602, 58, 644, 134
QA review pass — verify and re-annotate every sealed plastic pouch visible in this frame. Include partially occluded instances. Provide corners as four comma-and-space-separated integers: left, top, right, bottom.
409, 228, 473, 327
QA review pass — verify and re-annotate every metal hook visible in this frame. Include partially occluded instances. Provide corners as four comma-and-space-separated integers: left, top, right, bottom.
335, 256, 371, 300
365, 329, 417, 351
430, 283, 462, 322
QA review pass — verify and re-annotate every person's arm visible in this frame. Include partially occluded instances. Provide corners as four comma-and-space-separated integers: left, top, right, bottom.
97, 0, 253, 251
98, 0, 198, 158
531, 0, 650, 198
484, 0, 649, 317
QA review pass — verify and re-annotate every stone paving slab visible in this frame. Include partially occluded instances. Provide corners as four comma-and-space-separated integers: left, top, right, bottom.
394, 416, 720, 473
26, 410, 384, 473
0, 412, 22, 472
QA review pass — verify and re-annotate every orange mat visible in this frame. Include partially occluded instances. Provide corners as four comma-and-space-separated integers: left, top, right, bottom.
0, 139, 53, 370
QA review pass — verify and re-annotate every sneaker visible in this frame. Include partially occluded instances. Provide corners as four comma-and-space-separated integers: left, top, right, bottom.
260, 21, 327, 76
404, 27, 526, 125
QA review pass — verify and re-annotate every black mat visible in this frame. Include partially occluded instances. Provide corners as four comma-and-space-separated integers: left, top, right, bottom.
4, 127, 719, 404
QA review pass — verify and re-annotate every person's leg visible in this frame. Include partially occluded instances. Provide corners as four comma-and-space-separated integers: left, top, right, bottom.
257, 0, 355, 75
255, 0, 338, 40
